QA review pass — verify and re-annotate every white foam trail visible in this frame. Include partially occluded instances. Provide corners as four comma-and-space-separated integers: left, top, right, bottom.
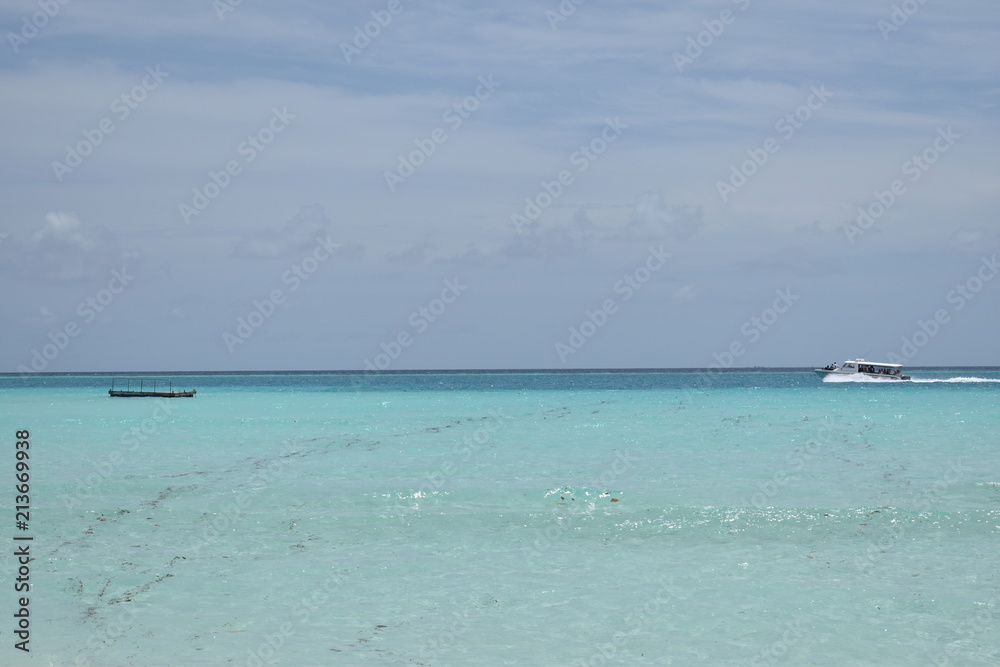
822, 374, 898, 383
909, 377, 1000, 383
823, 374, 1000, 384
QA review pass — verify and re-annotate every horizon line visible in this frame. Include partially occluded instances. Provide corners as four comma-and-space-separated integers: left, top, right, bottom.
4, 365, 999, 377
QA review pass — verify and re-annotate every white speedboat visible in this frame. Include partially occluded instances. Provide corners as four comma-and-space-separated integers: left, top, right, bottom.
814, 358, 910, 381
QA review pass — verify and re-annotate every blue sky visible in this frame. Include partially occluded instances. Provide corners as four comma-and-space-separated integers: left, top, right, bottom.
1, 0, 998, 371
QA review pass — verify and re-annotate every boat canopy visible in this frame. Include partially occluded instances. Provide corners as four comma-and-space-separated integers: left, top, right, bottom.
844, 359, 903, 368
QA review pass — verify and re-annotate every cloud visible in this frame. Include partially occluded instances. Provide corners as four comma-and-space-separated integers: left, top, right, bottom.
2, 212, 135, 282
672, 284, 696, 302
231, 204, 334, 259
733, 245, 840, 279
18, 306, 59, 326
616, 192, 701, 243
950, 226, 999, 253
435, 193, 699, 269
388, 242, 436, 265
437, 211, 597, 269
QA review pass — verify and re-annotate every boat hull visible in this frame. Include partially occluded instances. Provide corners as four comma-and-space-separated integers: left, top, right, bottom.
108, 377, 197, 397
814, 370, 910, 381
109, 389, 197, 397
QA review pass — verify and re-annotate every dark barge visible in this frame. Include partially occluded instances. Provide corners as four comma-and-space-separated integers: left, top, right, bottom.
109, 378, 196, 397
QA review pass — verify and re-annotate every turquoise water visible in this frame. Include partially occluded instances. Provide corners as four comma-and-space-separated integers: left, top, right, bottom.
1, 369, 999, 665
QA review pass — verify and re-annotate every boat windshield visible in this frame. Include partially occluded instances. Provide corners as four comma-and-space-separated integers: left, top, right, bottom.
858, 364, 900, 375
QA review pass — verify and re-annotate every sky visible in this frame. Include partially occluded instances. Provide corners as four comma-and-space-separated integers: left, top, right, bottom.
1, 0, 998, 372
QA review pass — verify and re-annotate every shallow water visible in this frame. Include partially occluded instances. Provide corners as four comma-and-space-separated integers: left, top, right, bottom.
1, 369, 998, 665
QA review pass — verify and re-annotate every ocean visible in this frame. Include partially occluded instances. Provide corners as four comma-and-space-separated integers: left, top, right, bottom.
1, 369, 998, 666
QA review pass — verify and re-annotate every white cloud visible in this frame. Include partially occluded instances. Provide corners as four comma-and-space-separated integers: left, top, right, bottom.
2, 212, 137, 282
672, 284, 696, 302
951, 227, 999, 253
232, 204, 334, 259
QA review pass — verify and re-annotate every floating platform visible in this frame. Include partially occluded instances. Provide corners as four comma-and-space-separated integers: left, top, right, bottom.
109, 378, 196, 398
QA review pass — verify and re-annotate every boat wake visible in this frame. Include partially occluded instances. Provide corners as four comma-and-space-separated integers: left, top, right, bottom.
909, 377, 1000, 383
823, 374, 1000, 384
822, 374, 901, 383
